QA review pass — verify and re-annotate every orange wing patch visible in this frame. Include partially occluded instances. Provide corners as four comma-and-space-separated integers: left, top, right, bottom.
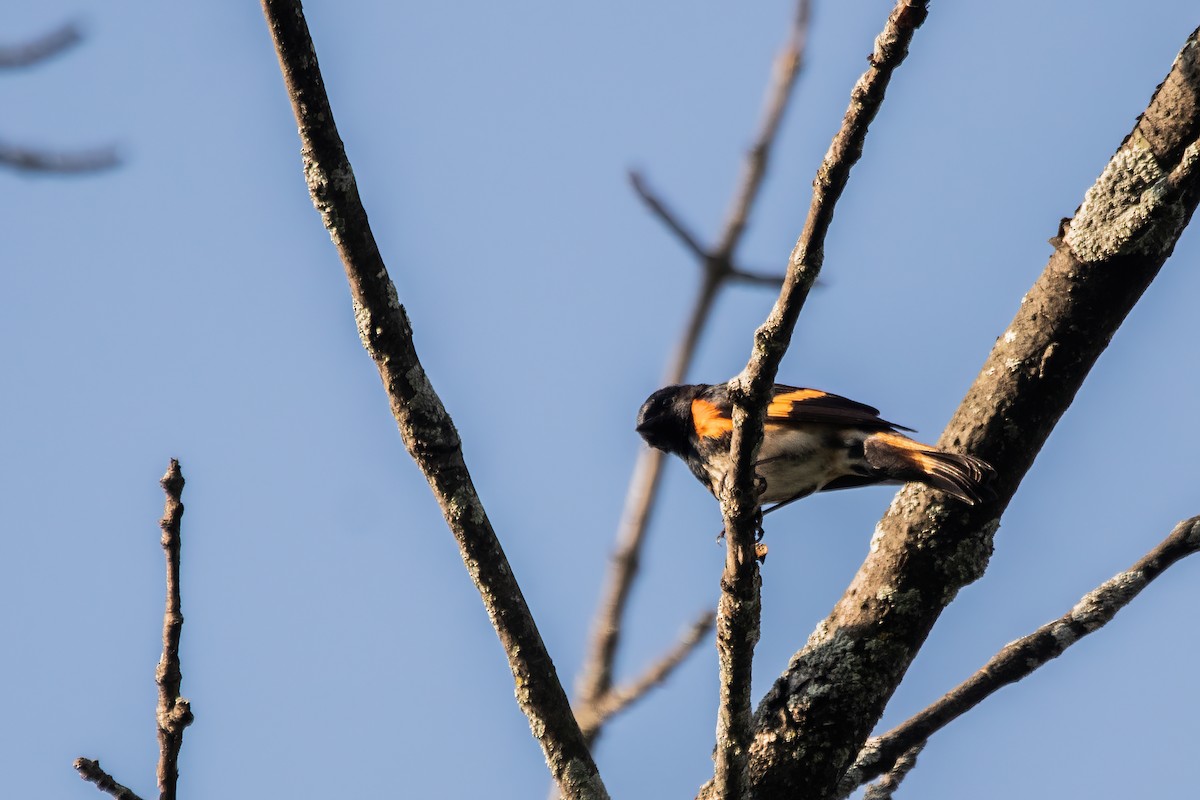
766, 389, 829, 418
691, 398, 733, 438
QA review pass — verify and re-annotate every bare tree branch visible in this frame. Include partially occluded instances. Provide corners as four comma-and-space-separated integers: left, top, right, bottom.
76, 461, 194, 800
73, 759, 145, 800
575, 0, 811, 749
0, 140, 118, 174
713, 0, 810, 260
861, 744, 922, 800
0, 22, 81, 68
155, 460, 192, 800
742, 24, 1200, 800
578, 610, 716, 733
0, 24, 119, 175
837, 515, 1200, 796
712, 2, 930, 797
729, 268, 790, 287
629, 170, 708, 259
258, 3, 607, 797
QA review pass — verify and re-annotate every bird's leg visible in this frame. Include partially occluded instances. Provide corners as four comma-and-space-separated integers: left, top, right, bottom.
751, 473, 768, 541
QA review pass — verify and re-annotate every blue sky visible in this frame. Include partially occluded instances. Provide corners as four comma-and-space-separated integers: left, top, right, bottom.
2, 2, 1198, 798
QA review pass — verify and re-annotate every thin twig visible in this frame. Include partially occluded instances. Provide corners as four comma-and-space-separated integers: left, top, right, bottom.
861, 744, 923, 800
743, 25, 1200, 800
0, 141, 118, 174
629, 170, 708, 259
729, 269, 790, 287
156, 460, 192, 800
713, 0, 810, 260
575, 272, 720, 744
581, 610, 716, 732
0, 22, 81, 68
837, 515, 1200, 796
712, 3, 929, 798
73, 759, 145, 800
259, 3, 607, 798
574, 0, 811, 749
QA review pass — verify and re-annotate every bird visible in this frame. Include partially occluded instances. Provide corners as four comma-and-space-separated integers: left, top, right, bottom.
636, 382, 995, 516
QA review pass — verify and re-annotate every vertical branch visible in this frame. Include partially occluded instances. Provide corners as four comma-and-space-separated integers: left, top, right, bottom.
259, 3, 608, 797
575, 0, 810, 745
155, 460, 192, 800
75, 462, 192, 800
711, 3, 930, 797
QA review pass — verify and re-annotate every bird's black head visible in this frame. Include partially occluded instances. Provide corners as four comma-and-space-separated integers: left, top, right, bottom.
636, 384, 703, 455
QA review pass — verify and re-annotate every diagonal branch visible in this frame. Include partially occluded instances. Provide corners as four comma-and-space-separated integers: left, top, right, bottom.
155, 460, 192, 800
259, 3, 607, 798
743, 24, 1200, 800
0, 22, 81, 68
574, 0, 811, 749
837, 515, 1200, 796
711, 2, 931, 797
629, 170, 708, 259
74, 759, 145, 800
861, 744, 922, 800
578, 610, 715, 733
713, 0, 810, 260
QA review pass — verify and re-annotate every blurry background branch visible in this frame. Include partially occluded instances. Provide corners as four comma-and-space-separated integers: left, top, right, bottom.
0, 21, 81, 68
742, 24, 1200, 799
0, 21, 119, 175
573, 0, 810, 748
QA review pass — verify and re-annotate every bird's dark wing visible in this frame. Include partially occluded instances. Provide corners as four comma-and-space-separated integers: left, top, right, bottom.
765, 385, 914, 432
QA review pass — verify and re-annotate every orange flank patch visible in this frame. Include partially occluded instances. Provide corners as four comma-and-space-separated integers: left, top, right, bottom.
691, 398, 733, 438
766, 389, 828, 417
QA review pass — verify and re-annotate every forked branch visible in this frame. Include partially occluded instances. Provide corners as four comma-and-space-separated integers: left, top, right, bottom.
575, 0, 810, 749
837, 515, 1200, 797
742, 23, 1200, 800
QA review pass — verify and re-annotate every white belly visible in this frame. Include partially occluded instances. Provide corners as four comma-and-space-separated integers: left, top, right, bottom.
753, 426, 866, 504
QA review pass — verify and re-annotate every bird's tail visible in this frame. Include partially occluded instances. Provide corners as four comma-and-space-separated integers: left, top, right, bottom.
864, 431, 996, 506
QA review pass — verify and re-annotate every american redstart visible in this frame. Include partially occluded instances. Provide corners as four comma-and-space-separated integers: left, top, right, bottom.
636, 383, 995, 515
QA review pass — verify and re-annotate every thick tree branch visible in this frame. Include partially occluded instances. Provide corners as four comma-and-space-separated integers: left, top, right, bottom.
155, 460, 192, 800
838, 515, 1200, 796
74, 759, 145, 800
575, 0, 810, 748
259, 3, 607, 797
743, 25, 1200, 800
711, 3, 930, 797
